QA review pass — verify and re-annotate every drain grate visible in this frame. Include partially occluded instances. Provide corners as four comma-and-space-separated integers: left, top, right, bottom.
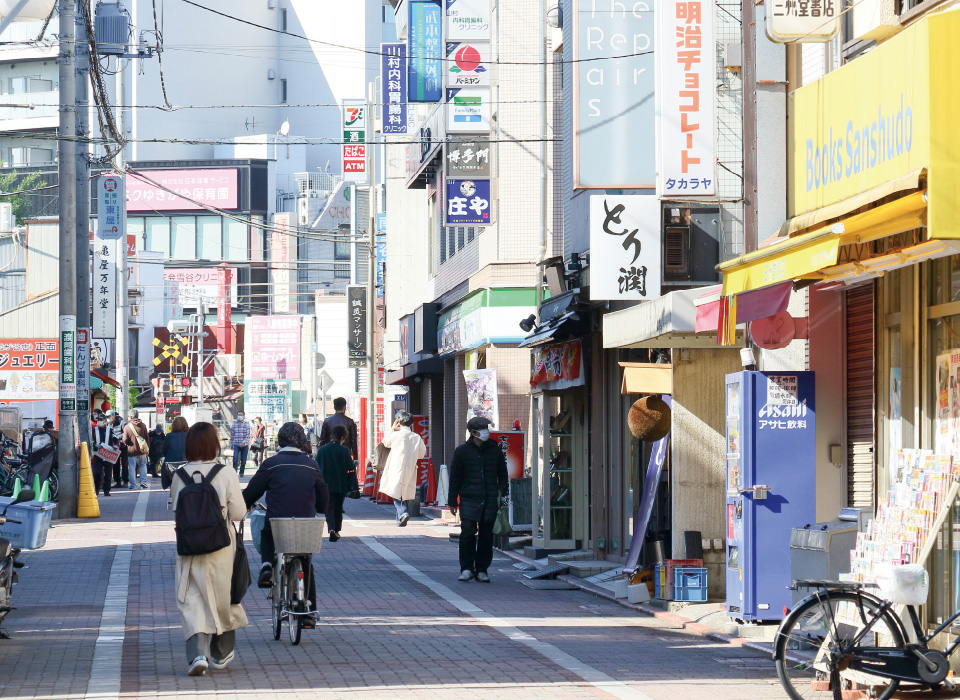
520, 578, 577, 590
523, 563, 570, 580
512, 562, 537, 572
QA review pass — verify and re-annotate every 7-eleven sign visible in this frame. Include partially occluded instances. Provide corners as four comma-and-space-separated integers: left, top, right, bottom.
342, 98, 367, 183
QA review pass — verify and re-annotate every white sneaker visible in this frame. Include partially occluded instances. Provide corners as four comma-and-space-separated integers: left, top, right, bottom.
209, 651, 234, 670
188, 656, 208, 676
399, 513, 410, 527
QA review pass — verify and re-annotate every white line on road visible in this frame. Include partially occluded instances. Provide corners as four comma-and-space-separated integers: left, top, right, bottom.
342, 513, 368, 528
361, 537, 653, 700
84, 540, 132, 700
130, 487, 150, 528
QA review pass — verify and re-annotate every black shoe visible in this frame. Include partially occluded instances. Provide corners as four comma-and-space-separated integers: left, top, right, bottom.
329, 531, 340, 542
257, 563, 273, 588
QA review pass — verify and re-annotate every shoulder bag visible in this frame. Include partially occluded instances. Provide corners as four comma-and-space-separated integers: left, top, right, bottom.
231, 519, 252, 605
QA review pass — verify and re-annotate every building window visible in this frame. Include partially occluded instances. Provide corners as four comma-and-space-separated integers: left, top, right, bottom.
467, 226, 476, 243
280, 8, 287, 30
280, 79, 288, 104
334, 237, 351, 279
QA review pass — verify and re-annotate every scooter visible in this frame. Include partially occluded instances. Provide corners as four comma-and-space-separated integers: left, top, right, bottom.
0, 488, 35, 638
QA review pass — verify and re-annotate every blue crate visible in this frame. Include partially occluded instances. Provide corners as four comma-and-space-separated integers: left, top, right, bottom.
673, 567, 708, 602
0, 497, 55, 549
653, 563, 666, 599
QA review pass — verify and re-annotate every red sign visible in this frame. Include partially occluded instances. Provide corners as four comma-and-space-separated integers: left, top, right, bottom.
96, 444, 121, 463
530, 340, 582, 388
249, 316, 301, 380
156, 396, 165, 415
488, 431, 526, 480
126, 168, 239, 212
412, 415, 436, 502
216, 265, 233, 354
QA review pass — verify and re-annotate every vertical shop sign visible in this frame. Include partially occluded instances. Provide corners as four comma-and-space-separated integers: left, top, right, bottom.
375, 213, 386, 298
589, 195, 662, 301
445, 137, 491, 177
657, 0, 717, 197
408, 0, 443, 102
76, 329, 89, 412
381, 43, 409, 135
347, 286, 367, 368
341, 99, 368, 182
574, 0, 656, 188
92, 238, 117, 339
59, 316, 77, 412
96, 174, 125, 240
445, 40, 490, 87
445, 0, 491, 41
249, 316, 301, 380
216, 264, 232, 354
445, 87, 491, 133
272, 213, 293, 314
445, 178, 491, 225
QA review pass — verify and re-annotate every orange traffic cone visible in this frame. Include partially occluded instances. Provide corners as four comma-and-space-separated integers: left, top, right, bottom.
362, 462, 375, 497
77, 443, 100, 518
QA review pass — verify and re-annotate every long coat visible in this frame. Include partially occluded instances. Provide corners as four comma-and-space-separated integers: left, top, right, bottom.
171, 460, 249, 640
378, 427, 426, 501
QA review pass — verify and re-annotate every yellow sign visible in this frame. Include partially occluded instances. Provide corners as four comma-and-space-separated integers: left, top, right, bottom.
721, 233, 841, 296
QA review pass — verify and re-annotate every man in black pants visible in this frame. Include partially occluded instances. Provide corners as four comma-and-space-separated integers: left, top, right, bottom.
448, 416, 509, 583
242, 422, 328, 626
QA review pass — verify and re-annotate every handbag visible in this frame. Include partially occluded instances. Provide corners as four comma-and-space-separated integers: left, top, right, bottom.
492, 505, 512, 537
373, 442, 390, 471
230, 520, 252, 605
346, 465, 361, 499
252, 436, 265, 450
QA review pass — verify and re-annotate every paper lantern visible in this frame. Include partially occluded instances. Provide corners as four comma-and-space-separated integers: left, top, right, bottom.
628, 396, 671, 441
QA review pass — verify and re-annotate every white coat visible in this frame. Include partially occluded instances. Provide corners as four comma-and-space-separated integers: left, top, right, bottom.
378, 427, 427, 501
171, 460, 249, 640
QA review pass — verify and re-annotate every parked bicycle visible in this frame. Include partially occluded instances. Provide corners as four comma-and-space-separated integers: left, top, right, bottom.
0, 437, 23, 496
774, 568, 957, 699
268, 515, 325, 646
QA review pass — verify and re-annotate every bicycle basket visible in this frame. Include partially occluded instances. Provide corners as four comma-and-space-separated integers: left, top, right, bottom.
270, 516, 326, 554
875, 563, 929, 606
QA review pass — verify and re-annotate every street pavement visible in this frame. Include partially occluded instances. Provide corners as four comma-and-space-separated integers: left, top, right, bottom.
0, 475, 790, 699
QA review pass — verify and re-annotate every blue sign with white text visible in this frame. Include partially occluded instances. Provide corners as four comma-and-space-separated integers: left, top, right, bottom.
408, 0, 442, 102
381, 43, 409, 134
445, 178, 491, 225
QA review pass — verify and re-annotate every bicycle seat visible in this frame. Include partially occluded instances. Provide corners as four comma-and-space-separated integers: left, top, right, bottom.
792, 579, 865, 591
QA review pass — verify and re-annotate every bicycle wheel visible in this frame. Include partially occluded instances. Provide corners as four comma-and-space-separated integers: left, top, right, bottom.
775, 590, 904, 700
287, 557, 303, 645
47, 470, 58, 501
272, 570, 283, 641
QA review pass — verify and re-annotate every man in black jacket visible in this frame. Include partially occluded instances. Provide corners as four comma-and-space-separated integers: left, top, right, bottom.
318, 397, 359, 461
243, 422, 329, 619
449, 416, 508, 583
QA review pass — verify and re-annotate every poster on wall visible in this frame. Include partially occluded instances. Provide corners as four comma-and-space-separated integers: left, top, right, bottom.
489, 431, 526, 479
463, 368, 499, 429
244, 379, 291, 423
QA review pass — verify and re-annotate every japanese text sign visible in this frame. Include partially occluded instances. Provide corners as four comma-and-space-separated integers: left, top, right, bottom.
657, 0, 717, 197
272, 213, 294, 313
445, 0, 491, 41
216, 266, 233, 354
162, 267, 239, 308
588, 195, 662, 301
489, 431, 526, 480
347, 286, 368, 368
445, 178, 491, 226
97, 174, 125, 240
244, 380, 291, 422
76, 329, 89, 413
341, 99, 368, 182
446, 87, 491, 133
445, 41, 490, 87
92, 238, 117, 339
59, 315, 77, 412
575, 0, 656, 188
766, 0, 839, 42
381, 43, 409, 135
530, 340, 582, 388
445, 137, 491, 177
0, 339, 59, 401
408, 0, 443, 102
249, 316, 301, 380
126, 169, 238, 211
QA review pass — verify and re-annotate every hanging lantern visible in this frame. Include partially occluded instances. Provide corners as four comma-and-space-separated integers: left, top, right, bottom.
628, 395, 671, 441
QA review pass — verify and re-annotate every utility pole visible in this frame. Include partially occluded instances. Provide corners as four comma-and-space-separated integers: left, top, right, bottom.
742, 0, 758, 254
75, 1, 91, 448
115, 60, 128, 422
57, 0, 79, 518
366, 83, 377, 472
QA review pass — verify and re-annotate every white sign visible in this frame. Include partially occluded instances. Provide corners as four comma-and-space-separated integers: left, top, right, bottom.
446, 88, 492, 133
162, 268, 239, 308
766, 0, 840, 42
767, 375, 799, 405
92, 239, 117, 339
657, 0, 717, 197
588, 195, 662, 301
445, 41, 490, 87
342, 99, 367, 183
96, 174, 125, 240
445, 0, 491, 41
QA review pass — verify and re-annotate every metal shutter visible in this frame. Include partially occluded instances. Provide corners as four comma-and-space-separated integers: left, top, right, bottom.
846, 284, 876, 508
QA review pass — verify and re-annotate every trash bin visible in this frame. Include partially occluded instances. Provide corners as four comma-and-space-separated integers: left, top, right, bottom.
789, 508, 867, 604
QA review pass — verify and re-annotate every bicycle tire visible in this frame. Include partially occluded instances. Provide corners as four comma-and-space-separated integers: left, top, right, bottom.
47, 470, 58, 501
272, 572, 283, 641
775, 590, 904, 700
288, 557, 303, 645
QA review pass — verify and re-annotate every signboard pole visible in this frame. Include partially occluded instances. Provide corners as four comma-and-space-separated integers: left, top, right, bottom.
366, 83, 378, 475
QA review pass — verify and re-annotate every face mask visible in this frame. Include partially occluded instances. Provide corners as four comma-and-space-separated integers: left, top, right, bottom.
98, 422, 107, 428
476, 429, 490, 442
238, 415, 245, 421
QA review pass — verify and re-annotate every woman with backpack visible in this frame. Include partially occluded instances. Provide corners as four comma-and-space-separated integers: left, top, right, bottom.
170, 421, 248, 676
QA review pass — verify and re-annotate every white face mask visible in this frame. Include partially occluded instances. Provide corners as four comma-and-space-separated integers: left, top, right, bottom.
476, 429, 490, 442
98, 422, 108, 428
238, 415, 245, 421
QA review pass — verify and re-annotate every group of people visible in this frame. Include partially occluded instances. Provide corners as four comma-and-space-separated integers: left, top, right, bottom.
163, 398, 509, 676
89, 408, 156, 496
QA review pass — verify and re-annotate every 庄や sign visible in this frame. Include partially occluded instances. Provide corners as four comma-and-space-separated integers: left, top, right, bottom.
589, 195, 662, 301
445, 179, 491, 226
97, 174, 125, 240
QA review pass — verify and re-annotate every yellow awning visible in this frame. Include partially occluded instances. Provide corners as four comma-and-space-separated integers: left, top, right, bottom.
719, 191, 927, 296
620, 362, 673, 395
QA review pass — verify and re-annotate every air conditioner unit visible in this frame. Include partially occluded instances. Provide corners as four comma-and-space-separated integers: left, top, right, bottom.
0, 203, 13, 232
297, 196, 323, 226
213, 354, 241, 377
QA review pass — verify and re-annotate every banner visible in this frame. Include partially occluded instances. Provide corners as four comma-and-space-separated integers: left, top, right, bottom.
92, 238, 117, 339
531, 340, 582, 388
489, 431, 526, 480
381, 43, 409, 135
126, 169, 238, 211
216, 266, 233, 354
463, 368, 499, 429
412, 415, 436, 503
408, 0, 443, 102
589, 195, 662, 301
248, 316, 301, 380
96, 174, 125, 240
272, 213, 295, 314
76, 329, 89, 412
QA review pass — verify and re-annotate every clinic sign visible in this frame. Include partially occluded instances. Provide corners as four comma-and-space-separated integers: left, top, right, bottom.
408, 0, 443, 102
574, 0, 655, 188
381, 43, 409, 135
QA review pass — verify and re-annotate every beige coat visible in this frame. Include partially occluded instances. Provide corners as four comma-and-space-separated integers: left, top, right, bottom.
171, 461, 249, 640
378, 427, 427, 501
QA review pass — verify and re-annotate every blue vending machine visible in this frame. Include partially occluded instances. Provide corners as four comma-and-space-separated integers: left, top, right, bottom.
725, 371, 816, 622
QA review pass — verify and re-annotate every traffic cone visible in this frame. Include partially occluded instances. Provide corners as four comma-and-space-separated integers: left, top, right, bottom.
77, 442, 100, 518
362, 462, 375, 497
31, 473, 40, 498
38, 479, 49, 502
11, 476, 20, 499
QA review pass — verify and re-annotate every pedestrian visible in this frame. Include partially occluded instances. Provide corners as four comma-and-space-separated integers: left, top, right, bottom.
377, 411, 426, 527
90, 414, 117, 497
315, 425, 353, 542
298, 413, 314, 448
161, 416, 189, 490
91, 408, 103, 432
250, 417, 266, 468
448, 416, 508, 583
318, 397, 359, 462
242, 422, 328, 619
230, 411, 251, 476
122, 409, 150, 490
170, 421, 248, 676
148, 424, 166, 478
110, 412, 128, 487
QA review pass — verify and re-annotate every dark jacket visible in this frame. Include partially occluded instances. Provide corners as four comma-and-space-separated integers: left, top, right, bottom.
242, 448, 329, 520
319, 412, 359, 460
149, 428, 166, 459
123, 419, 149, 457
90, 425, 118, 467
449, 439, 509, 523
160, 430, 188, 489
315, 442, 354, 495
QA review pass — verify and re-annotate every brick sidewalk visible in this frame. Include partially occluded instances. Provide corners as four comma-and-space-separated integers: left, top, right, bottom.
0, 480, 790, 699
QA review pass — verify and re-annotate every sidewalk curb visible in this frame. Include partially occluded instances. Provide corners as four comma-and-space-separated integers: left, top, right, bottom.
496, 546, 774, 659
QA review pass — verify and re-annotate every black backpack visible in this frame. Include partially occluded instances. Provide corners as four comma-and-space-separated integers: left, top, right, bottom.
174, 464, 231, 556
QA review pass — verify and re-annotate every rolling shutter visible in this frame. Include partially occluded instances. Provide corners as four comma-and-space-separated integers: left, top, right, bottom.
846, 284, 876, 508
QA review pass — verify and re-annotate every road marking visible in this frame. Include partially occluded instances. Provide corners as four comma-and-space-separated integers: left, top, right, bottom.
84, 540, 132, 700
130, 487, 150, 528
361, 537, 653, 700
342, 513, 368, 528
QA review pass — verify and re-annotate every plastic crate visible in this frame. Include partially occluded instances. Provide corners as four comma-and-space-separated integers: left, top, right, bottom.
664, 558, 704, 592
653, 563, 668, 599
673, 567, 708, 602
270, 516, 326, 554
0, 497, 55, 550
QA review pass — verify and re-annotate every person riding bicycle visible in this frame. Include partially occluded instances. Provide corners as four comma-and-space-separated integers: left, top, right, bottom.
242, 422, 328, 626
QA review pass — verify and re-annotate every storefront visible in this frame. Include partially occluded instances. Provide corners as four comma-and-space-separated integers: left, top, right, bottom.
718, 9, 960, 646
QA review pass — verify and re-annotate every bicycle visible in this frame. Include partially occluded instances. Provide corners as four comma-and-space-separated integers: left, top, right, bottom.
268, 516, 325, 646
0, 438, 23, 496
774, 574, 959, 700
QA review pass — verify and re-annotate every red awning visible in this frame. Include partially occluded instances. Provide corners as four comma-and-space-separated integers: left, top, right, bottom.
693, 282, 792, 333
91, 368, 122, 389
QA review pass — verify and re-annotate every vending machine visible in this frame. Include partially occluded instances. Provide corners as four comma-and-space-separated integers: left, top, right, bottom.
725, 371, 816, 622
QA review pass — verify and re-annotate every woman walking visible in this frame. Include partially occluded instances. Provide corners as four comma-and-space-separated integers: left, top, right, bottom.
170, 422, 248, 676
315, 425, 353, 541
250, 417, 267, 468
161, 417, 189, 490
378, 412, 426, 527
